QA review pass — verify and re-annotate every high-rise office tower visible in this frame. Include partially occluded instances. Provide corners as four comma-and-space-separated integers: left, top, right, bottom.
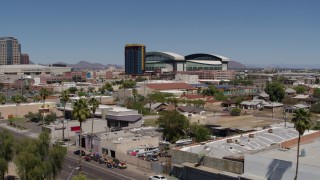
0, 37, 21, 65
125, 44, 145, 75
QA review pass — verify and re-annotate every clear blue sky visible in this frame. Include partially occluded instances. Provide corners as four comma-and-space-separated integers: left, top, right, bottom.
1, 0, 319, 65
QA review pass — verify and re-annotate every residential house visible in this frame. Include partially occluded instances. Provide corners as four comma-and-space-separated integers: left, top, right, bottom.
285, 88, 296, 96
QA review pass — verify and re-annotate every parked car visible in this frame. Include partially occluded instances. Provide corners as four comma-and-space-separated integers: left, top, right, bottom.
111, 127, 122, 132
149, 175, 167, 180
84, 155, 92, 162
74, 150, 86, 156
146, 154, 159, 162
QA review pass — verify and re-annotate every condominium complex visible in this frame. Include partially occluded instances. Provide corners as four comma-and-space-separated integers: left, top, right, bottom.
125, 44, 146, 75
0, 37, 21, 65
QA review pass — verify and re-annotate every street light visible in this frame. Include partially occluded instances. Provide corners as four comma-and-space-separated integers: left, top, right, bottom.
67, 166, 80, 180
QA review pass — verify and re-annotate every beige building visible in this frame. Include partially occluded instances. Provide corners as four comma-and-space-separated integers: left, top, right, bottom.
0, 37, 21, 65
86, 130, 160, 158
0, 102, 58, 119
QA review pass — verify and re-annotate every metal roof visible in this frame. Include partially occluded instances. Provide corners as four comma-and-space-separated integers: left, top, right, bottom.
0, 64, 47, 69
210, 53, 230, 62
146, 51, 185, 60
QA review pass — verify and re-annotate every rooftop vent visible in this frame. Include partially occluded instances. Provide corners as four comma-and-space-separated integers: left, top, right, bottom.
301, 149, 307, 157
227, 139, 233, 143
268, 129, 273, 133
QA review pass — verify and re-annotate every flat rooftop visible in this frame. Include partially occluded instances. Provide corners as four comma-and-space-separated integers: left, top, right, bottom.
180, 123, 316, 159
255, 137, 320, 167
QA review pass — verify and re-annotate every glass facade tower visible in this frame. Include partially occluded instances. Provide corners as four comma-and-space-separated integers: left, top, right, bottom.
125, 44, 145, 75
0, 37, 21, 65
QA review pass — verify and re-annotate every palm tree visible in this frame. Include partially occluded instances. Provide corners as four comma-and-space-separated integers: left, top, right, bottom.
60, 90, 70, 141
72, 98, 90, 171
40, 88, 49, 129
12, 95, 22, 129
88, 97, 99, 151
292, 108, 312, 180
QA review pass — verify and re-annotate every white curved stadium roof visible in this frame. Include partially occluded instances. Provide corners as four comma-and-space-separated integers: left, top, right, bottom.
146, 51, 185, 60
162, 52, 185, 60
210, 53, 230, 62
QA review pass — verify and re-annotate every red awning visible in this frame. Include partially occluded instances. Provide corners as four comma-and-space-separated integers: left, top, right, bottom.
71, 126, 80, 132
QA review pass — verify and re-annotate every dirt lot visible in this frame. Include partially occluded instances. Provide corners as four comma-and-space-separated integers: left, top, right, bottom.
206, 114, 280, 129
206, 105, 289, 127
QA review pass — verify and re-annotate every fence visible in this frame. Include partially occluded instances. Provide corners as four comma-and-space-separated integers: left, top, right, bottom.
116, 152, 151, 170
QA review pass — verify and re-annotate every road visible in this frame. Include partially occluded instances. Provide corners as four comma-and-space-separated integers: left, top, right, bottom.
0, 123, 148, 180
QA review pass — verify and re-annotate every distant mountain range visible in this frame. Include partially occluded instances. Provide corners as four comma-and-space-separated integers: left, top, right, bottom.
228, 61, 248, 70
52, 61, 124, 70
245, 63, 320, 69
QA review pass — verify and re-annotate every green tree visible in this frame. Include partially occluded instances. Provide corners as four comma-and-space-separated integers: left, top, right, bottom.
0, 93, 6, 105
265, 82, 285, 102
294, 85, 306, 94
12, 95, 23, 128
189, 123, 211, 143
40, 88, 49, 129
202, 86, 226, 101
72, 99, 90, 171
61, 90, 70, 141
72, 173, 88, 180
33, 94, 41, 102
0, 130, 14, 180
88, 97, 99, 150
77, 88, 87, 97
310, 102, 320, 113
121, 80, 136, 89
132, 88, 138, 101
313, 88, 320, 98
68, 87, 78, 94
156, 111, 189, 143
231, 108, 241, 116
126, 100, 150, 115
292, 109, 312, 180
24, 112, 42, 122
103, 83, 113, 92
232, 95, 247, 106
44, 112, 57, 125
15, 131, 67, 180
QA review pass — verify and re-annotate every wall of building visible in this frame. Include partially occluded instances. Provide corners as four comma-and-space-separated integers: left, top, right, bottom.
175, 74, 199, 84
117, 152, 151, 169
174, 164, 237, 180
0, 102, 56, 119
280, 131, 320, 148
172, 149, 243, 174
98, 136, 160, 157
244, 154, 319, 180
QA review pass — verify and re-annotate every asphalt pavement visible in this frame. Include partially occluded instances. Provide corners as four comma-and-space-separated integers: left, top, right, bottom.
0, 121, 155, 180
